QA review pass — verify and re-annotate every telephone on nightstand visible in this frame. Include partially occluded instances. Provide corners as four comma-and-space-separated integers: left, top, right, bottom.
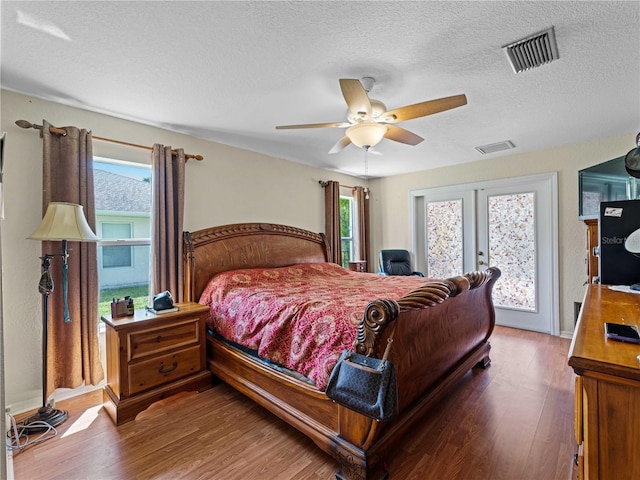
147, 290, 178, 314
153, 291, 174, 310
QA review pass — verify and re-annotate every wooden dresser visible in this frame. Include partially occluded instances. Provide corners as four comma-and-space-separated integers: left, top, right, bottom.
568, 285, 640, 479
584, 218, 599, 283
102, 302, 212, 425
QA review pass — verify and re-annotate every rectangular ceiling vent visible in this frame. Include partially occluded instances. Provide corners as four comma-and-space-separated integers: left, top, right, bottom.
503, 27, 559, 73
475, 140, 516, 155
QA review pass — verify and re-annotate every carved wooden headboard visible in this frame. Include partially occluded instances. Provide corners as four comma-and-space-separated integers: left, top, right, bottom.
183, 223, 331, 302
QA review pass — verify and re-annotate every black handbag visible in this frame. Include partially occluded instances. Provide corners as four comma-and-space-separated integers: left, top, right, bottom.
325, 323, 398, 421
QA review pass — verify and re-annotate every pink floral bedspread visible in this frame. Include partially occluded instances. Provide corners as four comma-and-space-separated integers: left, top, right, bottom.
198, 262, 429, 390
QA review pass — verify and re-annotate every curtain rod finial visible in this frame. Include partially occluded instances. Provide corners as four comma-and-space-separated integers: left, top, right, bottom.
16, 120, 38, 130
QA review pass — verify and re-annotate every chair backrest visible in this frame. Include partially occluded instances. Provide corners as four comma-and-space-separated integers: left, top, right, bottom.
379, 249, 416, 276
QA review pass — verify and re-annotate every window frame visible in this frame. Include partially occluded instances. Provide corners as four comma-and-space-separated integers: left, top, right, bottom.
93, 157, 153, 321
100, 221, 135, 269
340, 194, 354, 269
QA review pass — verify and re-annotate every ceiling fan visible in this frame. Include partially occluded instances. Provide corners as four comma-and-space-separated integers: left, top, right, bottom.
276, 77, 467, 154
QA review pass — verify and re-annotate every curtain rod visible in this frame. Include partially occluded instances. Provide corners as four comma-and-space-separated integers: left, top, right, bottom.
318, 180, 358, 189
15, 120, 204, 162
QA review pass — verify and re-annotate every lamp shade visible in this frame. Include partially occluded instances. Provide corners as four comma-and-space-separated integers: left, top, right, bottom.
346, 123, 388, 149
28, 202, 98, 242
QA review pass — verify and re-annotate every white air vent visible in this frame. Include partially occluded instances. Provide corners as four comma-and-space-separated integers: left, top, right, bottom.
475, 141, 516, 155
503, 27, 559, 73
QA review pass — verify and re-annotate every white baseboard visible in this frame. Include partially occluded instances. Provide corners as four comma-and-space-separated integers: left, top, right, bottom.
6, 382, 105, 416
560, 330, 574, 339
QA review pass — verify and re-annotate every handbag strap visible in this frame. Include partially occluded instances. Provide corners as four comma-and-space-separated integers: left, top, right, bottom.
381, 320, 398, 362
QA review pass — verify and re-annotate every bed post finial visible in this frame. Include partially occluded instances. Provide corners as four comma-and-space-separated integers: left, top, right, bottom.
354, 298, 399, 356
183, 231, 196, 302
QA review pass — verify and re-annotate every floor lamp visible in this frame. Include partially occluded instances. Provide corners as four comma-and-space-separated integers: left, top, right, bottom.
26, 202, 98, 429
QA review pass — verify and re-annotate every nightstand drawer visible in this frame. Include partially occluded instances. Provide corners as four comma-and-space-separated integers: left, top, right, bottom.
128, 345, 201, 395
128, 318, 200, 361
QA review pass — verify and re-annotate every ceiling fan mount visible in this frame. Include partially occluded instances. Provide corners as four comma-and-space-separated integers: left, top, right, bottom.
276, 77, 467, 154
359, 76, 375, 93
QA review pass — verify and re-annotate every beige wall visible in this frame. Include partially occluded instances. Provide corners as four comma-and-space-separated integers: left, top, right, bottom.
1, 88, 635, 411
0, 89, 359, 411
369, 132, 636, 336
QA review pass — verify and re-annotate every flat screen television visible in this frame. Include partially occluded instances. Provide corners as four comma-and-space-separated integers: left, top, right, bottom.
579, 155, 639, 219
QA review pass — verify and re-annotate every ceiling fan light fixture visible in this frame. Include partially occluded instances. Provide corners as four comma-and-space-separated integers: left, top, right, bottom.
346, 123, 387, 149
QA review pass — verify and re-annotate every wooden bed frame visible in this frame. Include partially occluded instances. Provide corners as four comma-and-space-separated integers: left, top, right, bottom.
183, 222, 500, 480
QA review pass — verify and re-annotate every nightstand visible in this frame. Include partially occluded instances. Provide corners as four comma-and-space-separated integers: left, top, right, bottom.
102, 302, 212, 425
348, 261, 367, 272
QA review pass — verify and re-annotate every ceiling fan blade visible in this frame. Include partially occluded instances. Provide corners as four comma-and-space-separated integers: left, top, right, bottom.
384, 125, 424, 146
382, 94, 467, 123
328, 136, 352, 154
276, 121, 351, 130
339, 79, 372, 118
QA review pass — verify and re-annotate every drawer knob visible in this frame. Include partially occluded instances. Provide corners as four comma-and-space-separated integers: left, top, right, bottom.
159, 361, 178, 374
156, 335, 162, 342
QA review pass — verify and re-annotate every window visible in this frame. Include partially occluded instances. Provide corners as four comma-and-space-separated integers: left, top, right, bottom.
94, 158, 152, 317
340, 196, 354, 268
101, 223, 133, 268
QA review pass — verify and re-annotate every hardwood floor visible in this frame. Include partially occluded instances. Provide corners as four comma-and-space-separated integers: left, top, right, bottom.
12, 326, 576, 480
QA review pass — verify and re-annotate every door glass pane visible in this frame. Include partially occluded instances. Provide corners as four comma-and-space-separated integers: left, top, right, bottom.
426, 199, 463, 278
488, 193, 536, 311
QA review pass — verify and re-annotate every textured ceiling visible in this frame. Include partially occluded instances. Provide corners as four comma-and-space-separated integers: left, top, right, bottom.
2, 1, 639, 178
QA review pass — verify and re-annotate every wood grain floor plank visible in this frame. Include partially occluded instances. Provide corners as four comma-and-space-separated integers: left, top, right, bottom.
12, 326, 576, 480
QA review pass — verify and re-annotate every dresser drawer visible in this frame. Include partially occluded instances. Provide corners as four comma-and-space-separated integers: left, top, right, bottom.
128, 345, 202, 395
128, 318, 200, 361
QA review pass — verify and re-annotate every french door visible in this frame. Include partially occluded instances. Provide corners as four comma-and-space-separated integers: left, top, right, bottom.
411, 173, 558, 334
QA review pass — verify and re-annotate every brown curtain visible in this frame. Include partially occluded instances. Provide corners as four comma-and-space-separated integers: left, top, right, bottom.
353, 186, 370, 269
323, 180, 342, 265
151, 145, 185, 302
41, 120, 104, 395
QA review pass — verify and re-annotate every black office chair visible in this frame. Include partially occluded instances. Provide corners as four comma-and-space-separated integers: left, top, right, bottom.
379, 249, 424, 277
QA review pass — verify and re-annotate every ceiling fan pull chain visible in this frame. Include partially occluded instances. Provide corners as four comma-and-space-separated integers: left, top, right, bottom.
364, 148, 370, 199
